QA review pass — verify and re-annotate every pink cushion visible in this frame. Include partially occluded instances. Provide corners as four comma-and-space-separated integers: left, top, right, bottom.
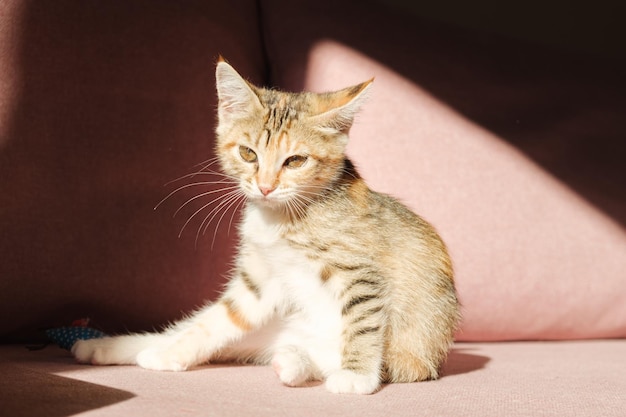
0, 0, 264, 341
261, 0, 626, 341
2, 340, 625, 415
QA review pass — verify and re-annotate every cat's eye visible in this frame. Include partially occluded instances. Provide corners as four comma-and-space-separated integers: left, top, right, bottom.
283, 155, 308, 169
239, 146, 258, 163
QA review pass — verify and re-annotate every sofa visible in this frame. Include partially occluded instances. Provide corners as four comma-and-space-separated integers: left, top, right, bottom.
1, 0, 625, 415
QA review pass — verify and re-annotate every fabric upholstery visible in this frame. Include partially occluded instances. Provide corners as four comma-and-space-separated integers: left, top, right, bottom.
1, 341, 624, 416
260, 0, 626, 341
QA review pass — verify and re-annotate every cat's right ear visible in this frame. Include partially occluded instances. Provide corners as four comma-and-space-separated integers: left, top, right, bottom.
308, 79, 373, 137
215, 59, 262, 125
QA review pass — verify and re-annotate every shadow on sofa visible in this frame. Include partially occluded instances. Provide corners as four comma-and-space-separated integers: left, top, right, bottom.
261, 0, 626, 227
0, 362, 135, 417
441, 349, 490, 377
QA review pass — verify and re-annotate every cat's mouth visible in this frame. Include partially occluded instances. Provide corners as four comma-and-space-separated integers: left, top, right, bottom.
241, 182, 311, 215
248, 189, 309, 218
250, 193, 287, 208
247, 184, 286, 204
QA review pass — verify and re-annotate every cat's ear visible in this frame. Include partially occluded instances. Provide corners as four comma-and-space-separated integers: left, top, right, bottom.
309, 79, 373, 136
215, 58, 262, 124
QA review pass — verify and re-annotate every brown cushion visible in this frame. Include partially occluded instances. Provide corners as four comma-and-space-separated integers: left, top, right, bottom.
0, 0, 265, 341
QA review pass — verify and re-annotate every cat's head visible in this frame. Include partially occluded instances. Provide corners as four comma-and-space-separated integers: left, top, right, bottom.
214, 58, 371, 212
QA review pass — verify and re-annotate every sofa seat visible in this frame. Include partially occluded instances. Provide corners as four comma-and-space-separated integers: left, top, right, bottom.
1, 1, 624, 415
1, 341, 624, 416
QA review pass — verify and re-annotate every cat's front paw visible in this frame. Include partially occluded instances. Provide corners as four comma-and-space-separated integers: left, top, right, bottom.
72, 338, 131, 365
72, 339, 99, 364
136, 347, 189, 372
325, 369, 380, 395
271, 346, 313, 387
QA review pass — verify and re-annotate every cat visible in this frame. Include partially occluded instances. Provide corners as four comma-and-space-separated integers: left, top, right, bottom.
72, 58, 460, 395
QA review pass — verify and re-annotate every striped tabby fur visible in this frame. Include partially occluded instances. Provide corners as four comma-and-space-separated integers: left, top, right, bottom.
72, 59, 460, 395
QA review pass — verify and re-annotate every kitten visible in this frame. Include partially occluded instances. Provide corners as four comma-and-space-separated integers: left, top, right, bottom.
72, 59, 460, 395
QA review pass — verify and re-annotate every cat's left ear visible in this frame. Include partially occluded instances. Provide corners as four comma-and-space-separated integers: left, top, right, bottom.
309, 79, 373, 136
215, 58, 263, 125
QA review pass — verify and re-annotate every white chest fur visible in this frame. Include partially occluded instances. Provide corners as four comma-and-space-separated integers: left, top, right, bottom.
241, 206, 338, 304
240, 205, 343, 366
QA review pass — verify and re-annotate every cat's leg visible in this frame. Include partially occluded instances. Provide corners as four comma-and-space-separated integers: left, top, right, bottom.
72, 333, 170, 365
73, 270, 277, 371
133, 298, 256, 371
324, 273, 387, 395
215, 317, 319, 386
271, 345, 317, 387
72, 301, 247, 371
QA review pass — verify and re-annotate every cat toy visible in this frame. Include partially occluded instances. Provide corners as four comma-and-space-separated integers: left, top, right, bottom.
44, 318, 107, 350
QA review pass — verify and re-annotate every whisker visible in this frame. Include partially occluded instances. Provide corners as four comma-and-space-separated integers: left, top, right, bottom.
179, 188, 241, 238
293, 193, 319, 209
194, 189, 242, 235
295, 192, 317, 202
290, 200, 304, 221
295, 197, 309, 217
193, 156, 221, 170
155, 156, 250, 249
195, 190, 245, 248
227, 197, 246, 235
283, 199, 294, 220
154, 180, 237, 211
208, 193, 246, 250
299, 185, 358, 210
173, 185, 240, 218
196, 168, 239, 182
164, 170, 236, 187
187, 156, 224, 177
162, 157, 235, 188
285, 196, 307, 221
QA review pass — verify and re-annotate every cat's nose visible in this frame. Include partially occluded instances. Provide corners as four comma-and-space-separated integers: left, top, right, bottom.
258, 185, 276, 196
